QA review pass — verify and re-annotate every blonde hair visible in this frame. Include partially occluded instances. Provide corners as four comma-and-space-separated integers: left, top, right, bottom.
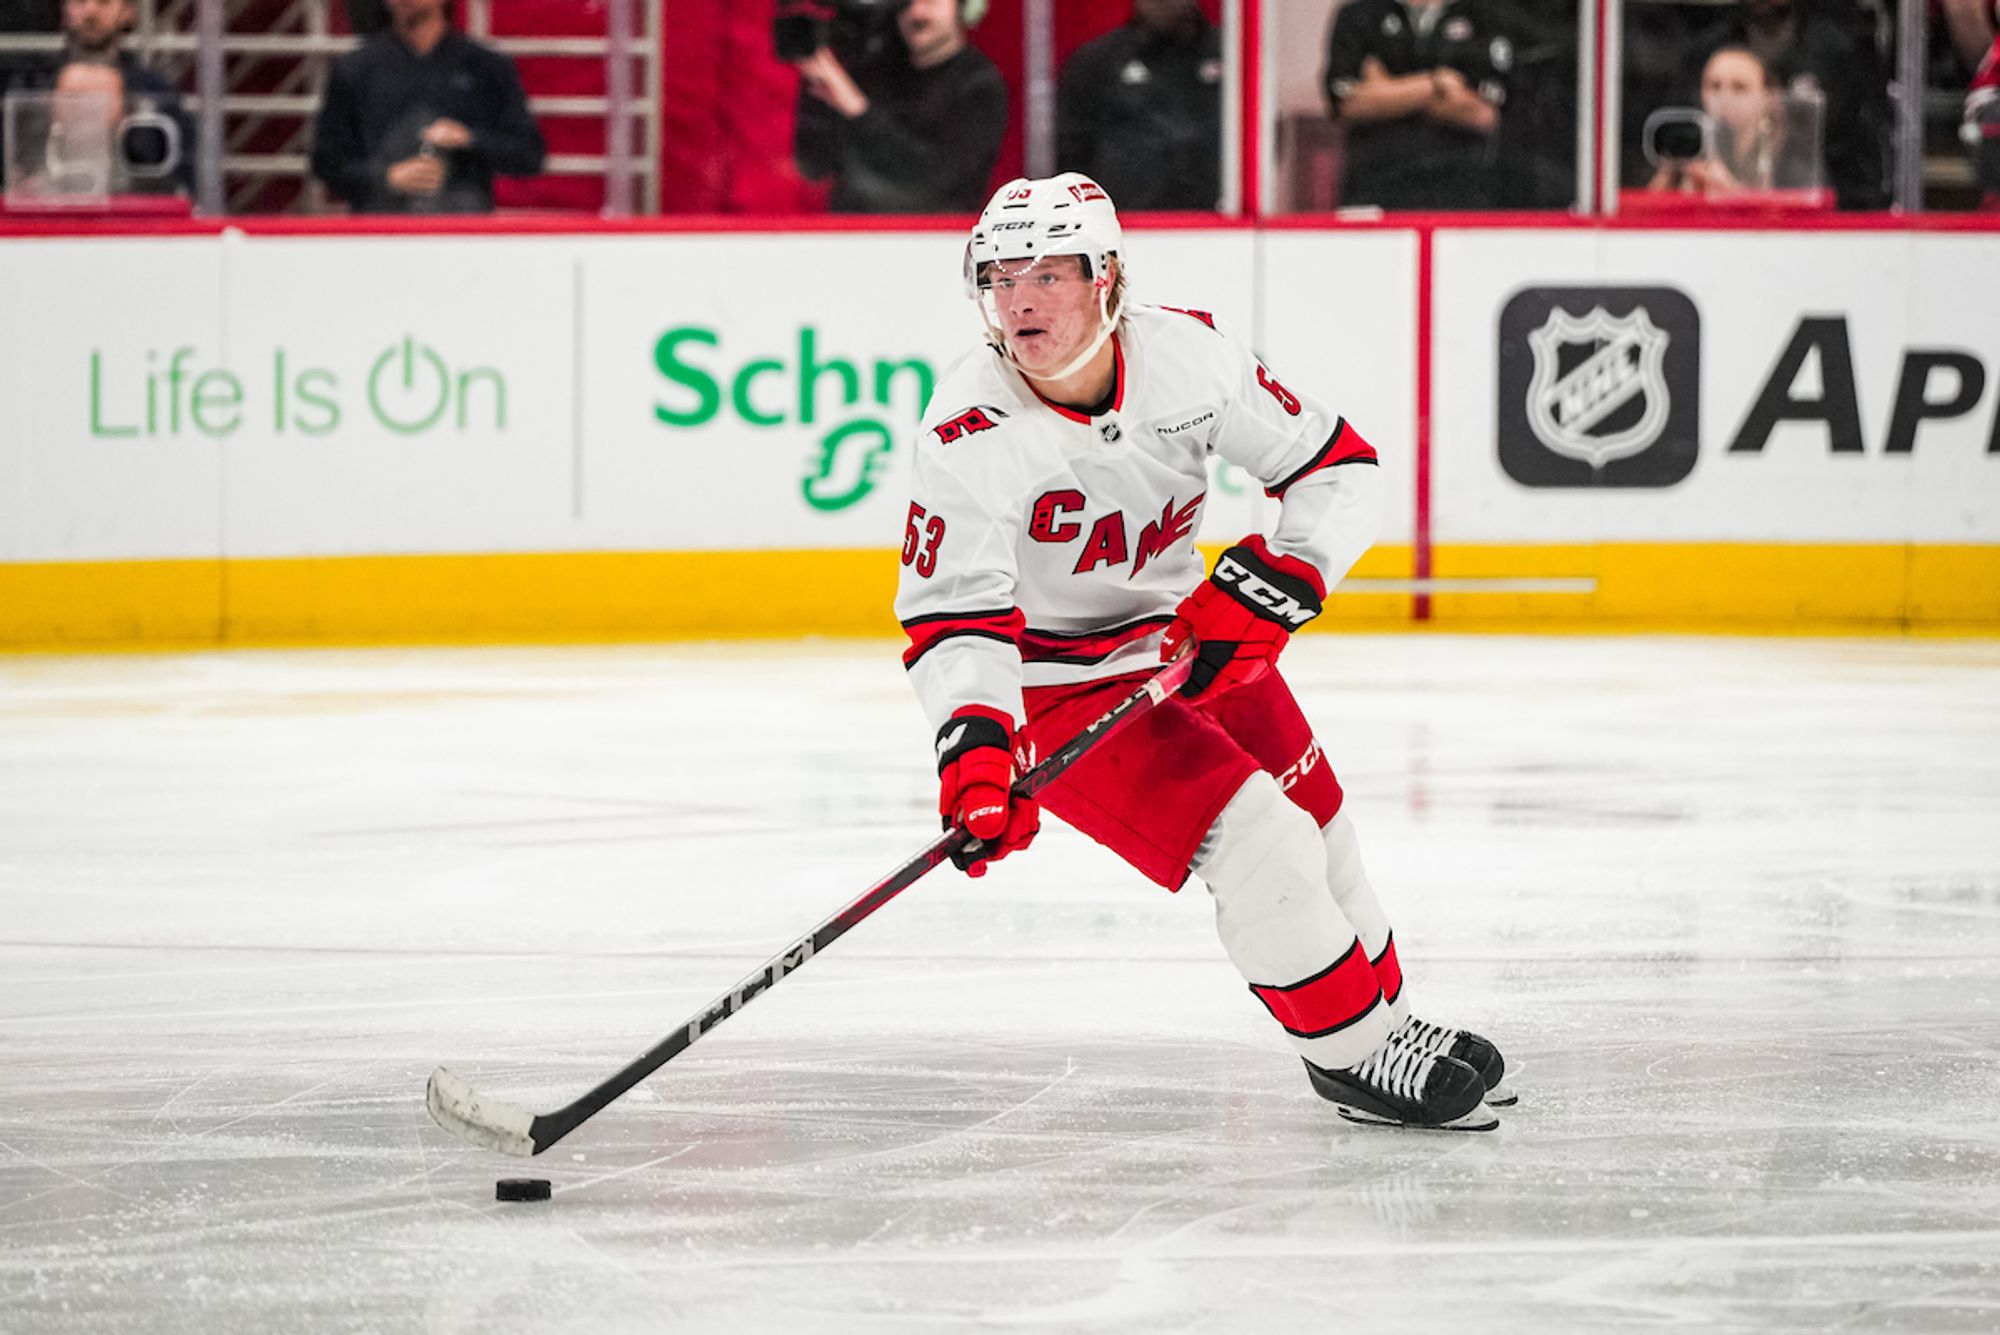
1106, 257, 1128, 323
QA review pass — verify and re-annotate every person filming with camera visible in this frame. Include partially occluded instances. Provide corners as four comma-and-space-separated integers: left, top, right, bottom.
0, 0, 194, 195
788, 0, 1006, 213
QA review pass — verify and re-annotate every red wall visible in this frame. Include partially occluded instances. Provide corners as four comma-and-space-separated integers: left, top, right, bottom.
493, 0, 615, 211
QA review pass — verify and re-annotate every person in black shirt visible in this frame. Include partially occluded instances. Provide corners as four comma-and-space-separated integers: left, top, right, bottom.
1680, 0, 1891, 210
793, 0, 1007, 214
343, 0, 389, 37
1056, 0, 1221, 211
310, 0, 545, 213
1322, 0, 1515, 210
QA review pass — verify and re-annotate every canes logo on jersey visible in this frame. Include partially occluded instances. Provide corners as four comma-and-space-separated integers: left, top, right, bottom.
934, 404, 1009, 444
1498, 286, 1700, 488
1029, 490, 1203, 578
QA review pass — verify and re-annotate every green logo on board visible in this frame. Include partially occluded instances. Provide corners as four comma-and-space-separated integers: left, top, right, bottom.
88, 338, 507, 439
651, 326, 934, 512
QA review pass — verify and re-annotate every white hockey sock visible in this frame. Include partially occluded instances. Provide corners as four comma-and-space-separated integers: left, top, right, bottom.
1193, 773, 1393, 1069
1323, 810, 1409, 1026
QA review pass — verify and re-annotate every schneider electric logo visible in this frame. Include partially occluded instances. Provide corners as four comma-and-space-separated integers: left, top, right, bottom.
651, 325, 935, 512
88, 337, 507, 438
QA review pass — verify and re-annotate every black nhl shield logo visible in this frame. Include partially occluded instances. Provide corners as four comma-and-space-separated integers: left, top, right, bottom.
1497, 286, 1700, 487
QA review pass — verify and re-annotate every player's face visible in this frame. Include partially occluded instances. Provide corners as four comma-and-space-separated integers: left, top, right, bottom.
978, 256, 1104, 380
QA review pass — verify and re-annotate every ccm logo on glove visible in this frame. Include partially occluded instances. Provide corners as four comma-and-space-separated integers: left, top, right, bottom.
935, 706, 1040, 876
1212, 548, 1321, 630
1161, 535, 1325, 698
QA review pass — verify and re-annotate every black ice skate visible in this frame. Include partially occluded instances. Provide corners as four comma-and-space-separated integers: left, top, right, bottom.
1392, 1016, 1515, 1107
1305, 1037, 1497, 1132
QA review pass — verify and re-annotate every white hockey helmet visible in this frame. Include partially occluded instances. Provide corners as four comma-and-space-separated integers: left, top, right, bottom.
962, 172, 1124, 298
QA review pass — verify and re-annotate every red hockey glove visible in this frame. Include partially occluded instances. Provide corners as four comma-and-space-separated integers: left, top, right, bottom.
936, 706, 1040, 877
1159, 535, 1325, 698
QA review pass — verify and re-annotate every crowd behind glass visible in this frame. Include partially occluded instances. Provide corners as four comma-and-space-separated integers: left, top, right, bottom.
1, 0, 1995, 216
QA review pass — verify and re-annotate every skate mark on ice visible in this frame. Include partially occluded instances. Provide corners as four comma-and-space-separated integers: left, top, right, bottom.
547, 1143, 701, 1202
826, 1060, 1086, 1248
0, 1064, 366, 1219
0, 1134, 147, 1208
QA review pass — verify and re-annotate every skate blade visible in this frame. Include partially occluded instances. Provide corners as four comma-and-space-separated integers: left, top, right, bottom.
1336, 1103, 1499, 1132
1483, 1078, 1518, 1108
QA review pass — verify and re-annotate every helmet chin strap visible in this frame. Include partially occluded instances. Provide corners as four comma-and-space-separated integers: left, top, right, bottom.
988, 281, 1117, 386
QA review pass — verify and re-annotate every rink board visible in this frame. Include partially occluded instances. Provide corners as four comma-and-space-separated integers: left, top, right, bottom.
0, 225, 1994, 646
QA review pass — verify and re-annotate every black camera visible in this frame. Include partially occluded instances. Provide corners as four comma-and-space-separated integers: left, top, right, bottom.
774, 0, 909, 61
1643, 109, 1710, 165
117, 103, 179, 178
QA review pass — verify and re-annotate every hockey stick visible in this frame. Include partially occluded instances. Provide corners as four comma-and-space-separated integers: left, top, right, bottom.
426, 651, 1194, 1157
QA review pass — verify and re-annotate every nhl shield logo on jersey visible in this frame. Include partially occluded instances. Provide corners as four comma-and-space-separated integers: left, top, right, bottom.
1497, 286, 1700, 488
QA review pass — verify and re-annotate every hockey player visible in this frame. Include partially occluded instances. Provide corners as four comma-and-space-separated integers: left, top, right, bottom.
894, 173, 1510, 1131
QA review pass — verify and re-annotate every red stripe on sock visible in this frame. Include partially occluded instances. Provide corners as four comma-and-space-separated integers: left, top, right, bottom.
1248, 939, 1383, 1039
1371, 935, 1403, 1006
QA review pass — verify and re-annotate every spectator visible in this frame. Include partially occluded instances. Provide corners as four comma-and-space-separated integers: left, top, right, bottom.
1487, 0, 1577, 207
310, 0, 545, 214
1943, 0, 1996, 73
344, 0, 390, 38
1056, 0, 1222, 211
1322, 0, 1515, 209
1967, 28, 2000, 207
792, 0, 1006, 214
1648, 45, 1823, 197
0, 0, 193, 194
1683, 0, 1891, 209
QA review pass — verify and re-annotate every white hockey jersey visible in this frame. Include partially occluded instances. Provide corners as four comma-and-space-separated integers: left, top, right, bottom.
894, 302, 1385, 734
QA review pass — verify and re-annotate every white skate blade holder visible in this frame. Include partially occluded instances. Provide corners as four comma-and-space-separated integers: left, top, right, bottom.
1336, 1102, 1500, 1132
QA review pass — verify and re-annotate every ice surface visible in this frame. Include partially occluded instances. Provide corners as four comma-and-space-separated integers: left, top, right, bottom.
2, 635, 1997, 1334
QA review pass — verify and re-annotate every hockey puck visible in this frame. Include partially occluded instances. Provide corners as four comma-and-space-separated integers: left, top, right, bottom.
495, 1177, 551, 1202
